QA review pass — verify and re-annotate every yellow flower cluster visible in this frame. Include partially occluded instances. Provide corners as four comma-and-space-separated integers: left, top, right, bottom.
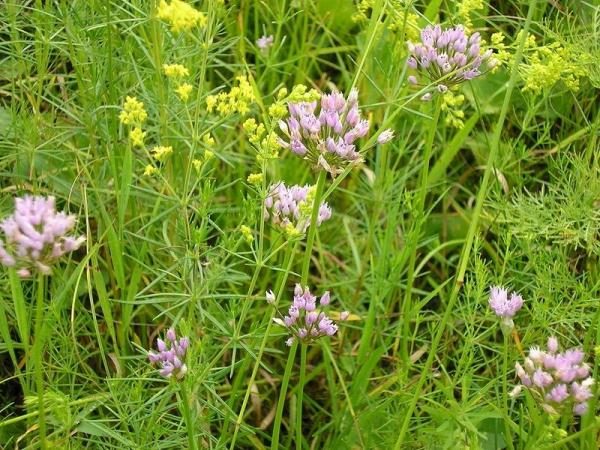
163, 63, 193, 101
151, 145, 173, 162
192, 146, 215, 173
387, 11, 420, 42
240, 225, 254, 243
352, 0, 374, 23
206, 75, 255, 116
521, 43, 588, 95
242, 118, 280, 161
441, 91, 466, 129
457, 0, 484, 30
119, 96, 148, 147
130, 127, 146, 147
202, 133, 215, 147
489, 33, 511, 70
247, 173, 263, 186
176, 83, 193, 101
156, 0, 207, 33
119, 96, 147, 125
144, 165, 159, 177
163, 63, 189, 78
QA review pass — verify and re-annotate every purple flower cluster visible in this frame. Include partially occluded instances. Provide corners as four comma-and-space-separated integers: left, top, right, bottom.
148, 328, 189, 379
264, 182, 332, 233
489, 286, 523, 329
256, 34, 274, 51
407, 25, 496, 94
281, 285, 338, 346
0, 196, 85, 277
278, 89, 393, 175
514, 337, 594, 416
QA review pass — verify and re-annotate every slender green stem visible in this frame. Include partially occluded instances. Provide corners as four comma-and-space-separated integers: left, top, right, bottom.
393, 1, 537, 446
397, 96, 442, 366
179, 383, 198, 450
271, 342, 298, 450
33, 273, 47, 449
230, 242, 299, 449
300, 170, 327, 285
295, 343, 307, 450
503, 332, 515, 450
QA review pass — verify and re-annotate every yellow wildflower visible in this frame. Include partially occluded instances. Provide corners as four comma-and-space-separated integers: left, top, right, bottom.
129, 127, 146, 147
268, 102, 287, 119
247, 173, 263, 186
243, 118, 258, 134
457, 0, 484, 30
352, 0, 374, 23
119, 96, 147, 125
156, 0, 207, 33
192, 159, 203, 172
163, 63, 189, 78
521, 44, 588, 94
283, 222, 302, 238
206, 95, 217, 113
260, 133, 280, 159
202, 133, 215, 147
175, 82, 193, 101
240, 225, 254, 243
207, 75, 255, 117
276, 87, 288, 100
287, 84, 320, 103
441, 91, 466, 129
490, 33, 511, 70
152, 145, 173, 162
144, 164, 159, 176
204, 150, 214, 161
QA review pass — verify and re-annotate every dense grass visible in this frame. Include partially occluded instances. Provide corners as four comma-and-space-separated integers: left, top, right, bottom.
1, 0, 599, 448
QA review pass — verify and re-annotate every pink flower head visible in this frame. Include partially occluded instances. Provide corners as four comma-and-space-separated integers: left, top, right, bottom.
513, 336, 594, 417
489, 286, 523, 319
148, 327, 189, 380
0, 195, 85, 276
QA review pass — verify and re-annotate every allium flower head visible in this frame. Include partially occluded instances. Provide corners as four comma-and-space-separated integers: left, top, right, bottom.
264, 182, 332, 235
256, 35, 274, 51
148, 328, 189, 379
278, 285, 339, 346
489, 286, 523, 330
278, 88, 391, 175
0, 196, 85, 277
514, 336, 594, 416
407, 24, 495, 93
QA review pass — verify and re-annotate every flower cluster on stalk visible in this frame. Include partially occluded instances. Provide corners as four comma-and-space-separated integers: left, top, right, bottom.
407, 24, 497, 97
148, 328, 190, 379
156, 0, 207, 33
278, 89, 393, 175
489, 286, 523, 330
514, 337, 594, 416
264, 182, 332, 236
0, 196, 85, 277
277, 285, 340, 346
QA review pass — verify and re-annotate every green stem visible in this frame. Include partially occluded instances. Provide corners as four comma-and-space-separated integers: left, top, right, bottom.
300, 170, 327, 285
271, 341, 298, 450
33, 273, 47, 449
295, 343, 307, 450
397, 96, 442, 367
230, 242, 299, 449
393, 1, 537, 446
179, 383, 198, 450
503, 332, 515, 450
